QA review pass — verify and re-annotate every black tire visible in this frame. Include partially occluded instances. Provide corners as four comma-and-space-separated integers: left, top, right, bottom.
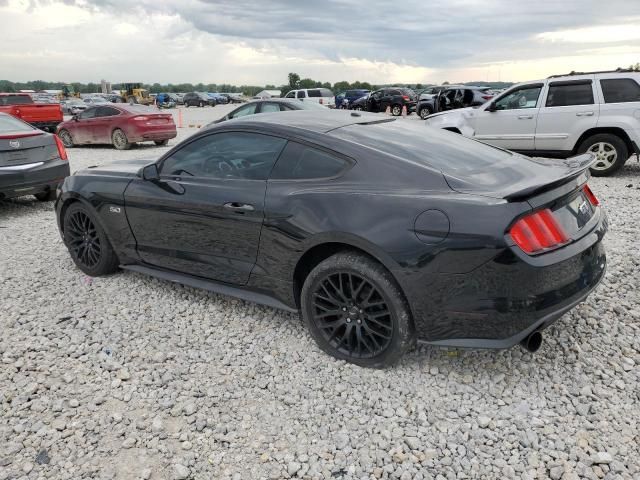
577, 134, 628, 177
391, 104, 402, 116
301, 252, 415, 368
185, 102, 190, 108
198, 101, 204, 107
354, 105, 363, 111
111, 129, 131, 150
63, 202, 119, 276
419, 107, 433, 120
34, 190, 56, 202
154, 139, 169, 146
58, 129, 74, 148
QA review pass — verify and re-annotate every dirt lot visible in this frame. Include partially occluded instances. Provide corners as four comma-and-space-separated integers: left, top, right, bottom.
1, 105, 639, 480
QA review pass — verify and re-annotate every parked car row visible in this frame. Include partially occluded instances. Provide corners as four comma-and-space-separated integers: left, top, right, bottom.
349, 87, 418, 116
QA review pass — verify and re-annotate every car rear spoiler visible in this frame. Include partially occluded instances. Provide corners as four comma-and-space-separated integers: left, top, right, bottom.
503, 154, 595, 202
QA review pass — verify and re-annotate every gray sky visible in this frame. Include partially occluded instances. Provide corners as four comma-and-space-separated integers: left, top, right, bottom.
2, 0, 640, 85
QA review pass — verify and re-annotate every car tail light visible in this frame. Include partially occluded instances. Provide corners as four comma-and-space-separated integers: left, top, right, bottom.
133, 116, 150, 121
482, 95, 493, 100
583, 184, 599, 206
510, 209, 569, 254
319, 98, 324, 104
53, 134, 68, 161
402, 95, 410, 101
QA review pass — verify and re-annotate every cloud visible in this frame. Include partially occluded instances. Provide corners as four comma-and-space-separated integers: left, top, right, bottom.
1, 0, 640, 85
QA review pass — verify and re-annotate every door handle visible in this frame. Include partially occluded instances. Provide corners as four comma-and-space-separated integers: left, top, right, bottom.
576, 111, 594, 116
517, 115, 533, 119
223, 202, 254, 212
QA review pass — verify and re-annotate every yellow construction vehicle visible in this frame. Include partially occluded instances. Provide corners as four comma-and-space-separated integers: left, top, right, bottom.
120, 83, 153, 105
57, 85, 81, 100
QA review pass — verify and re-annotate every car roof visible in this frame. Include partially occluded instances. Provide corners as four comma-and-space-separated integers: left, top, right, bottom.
220, 110, 390, 134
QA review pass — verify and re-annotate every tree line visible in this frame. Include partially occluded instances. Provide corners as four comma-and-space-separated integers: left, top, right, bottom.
0, 73, 514, 96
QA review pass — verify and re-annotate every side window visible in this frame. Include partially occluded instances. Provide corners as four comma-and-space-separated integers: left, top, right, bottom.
546, 81, 594, 107
270, 142, 350, 180
297, 91, 307, 99
160, 132, 287, 180
285, 91, 296, 98
600, 78, 640, 103
494, 85, 542, 110
307, 90, 321, 98
260, 103, 280, 113
229, 104, 257, 119
78, 107, 97, 119
97, 106, 120, 117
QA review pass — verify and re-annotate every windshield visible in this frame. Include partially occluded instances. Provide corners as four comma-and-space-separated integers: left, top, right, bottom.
0, 114, 35, 133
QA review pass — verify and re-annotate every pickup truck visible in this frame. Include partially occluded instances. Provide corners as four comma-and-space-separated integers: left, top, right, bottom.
0, 93, 63, 132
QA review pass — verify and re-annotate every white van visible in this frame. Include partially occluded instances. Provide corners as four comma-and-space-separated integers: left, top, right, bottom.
283, 88, 335, 108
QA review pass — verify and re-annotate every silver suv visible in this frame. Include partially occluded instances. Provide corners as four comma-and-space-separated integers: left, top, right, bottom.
425, 69, 640, 176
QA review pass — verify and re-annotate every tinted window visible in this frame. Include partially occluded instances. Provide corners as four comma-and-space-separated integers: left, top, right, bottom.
160, 132, 286, 180
0, 114, 34, 132
285, 91, 296, 98
494, 85, 542, 110
297, 91, 307, 98
270, 142, 349, 180
97, 106, 120, 117
229, 104, 257, 118
0, 95, 32, 105
78, 108, 97, 119
307, 90, 321, 98
389, 90, 401, 96
546, 82, 594, 107
260, 103, 281, 113
600, 78, 640, 103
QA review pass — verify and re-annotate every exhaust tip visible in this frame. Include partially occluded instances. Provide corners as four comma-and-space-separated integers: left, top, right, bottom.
520, 331, 543, 353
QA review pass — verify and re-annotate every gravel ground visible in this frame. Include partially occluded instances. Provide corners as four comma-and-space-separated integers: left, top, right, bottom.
1, 105, 639, 480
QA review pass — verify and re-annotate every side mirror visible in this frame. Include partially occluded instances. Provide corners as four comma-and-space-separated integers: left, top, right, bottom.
142, 163, 160, 181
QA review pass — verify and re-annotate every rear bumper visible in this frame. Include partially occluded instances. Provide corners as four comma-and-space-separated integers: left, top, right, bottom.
127, 126, 177, 143
0, 159, 70, 199
407, 212, 608, 348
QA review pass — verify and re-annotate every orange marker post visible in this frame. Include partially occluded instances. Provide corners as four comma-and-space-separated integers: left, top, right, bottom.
177, 109, 183, 128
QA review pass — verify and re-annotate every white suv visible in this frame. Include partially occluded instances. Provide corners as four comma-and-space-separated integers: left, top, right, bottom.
283, 88, 335, 107
424, 70, 640, 176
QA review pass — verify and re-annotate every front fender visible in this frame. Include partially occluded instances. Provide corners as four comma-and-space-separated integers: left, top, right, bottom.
425, 110, 475, 137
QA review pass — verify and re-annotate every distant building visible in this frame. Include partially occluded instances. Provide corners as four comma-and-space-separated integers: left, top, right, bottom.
254, 89, 281, 98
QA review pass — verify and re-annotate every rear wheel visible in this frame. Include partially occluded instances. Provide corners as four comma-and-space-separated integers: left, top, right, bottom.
301, 252, 415, 368
35, 190, 56, 202
63, 203, 119, 276
578, 134, 628, 176
419, 106, 433, 119
58, 129, 74, 148
112, 129, 131, 150
154, 139, 169, 146
391, 104, 402, 116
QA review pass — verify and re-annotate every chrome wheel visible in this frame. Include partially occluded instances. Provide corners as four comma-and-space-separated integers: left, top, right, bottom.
588, 142, 617, 171
58, 130, 73, 148
311, 271, 393, 359
392, 105, 402, 116
65, 210, 101, 269
112, 129, 129, 150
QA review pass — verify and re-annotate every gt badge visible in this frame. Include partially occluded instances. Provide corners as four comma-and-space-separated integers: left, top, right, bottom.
109, 206, 121, 214
9, 140, 20, 149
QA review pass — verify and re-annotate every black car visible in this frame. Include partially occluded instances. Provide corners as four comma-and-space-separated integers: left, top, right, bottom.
212, 98, 328, 124
183, 92, 214, 107
366, 88, 417, 116
1, 113, 70, 201
349, 94, 369, 111
418, 86, 494, 118
55, 111, 606, 367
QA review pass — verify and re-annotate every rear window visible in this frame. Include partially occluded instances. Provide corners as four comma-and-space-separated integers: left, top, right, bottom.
546, 81, 594, 107
600, 78, 640, 103
0, 95, 33, 106
0, 114, 34, 132
329, 119, 514, 174
307, 90, 321, 98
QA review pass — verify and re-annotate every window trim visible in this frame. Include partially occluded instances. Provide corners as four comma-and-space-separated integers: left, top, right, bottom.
544, 80, 595, 108
268, 140, 356, 183
599, 78, 640, 104
157, 130, 288, 182
490, 83, 544, 111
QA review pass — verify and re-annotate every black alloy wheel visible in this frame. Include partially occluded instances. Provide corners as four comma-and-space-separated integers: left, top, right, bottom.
301, 252, 414, 367
311, 271, 393, 358
65, 209, 101, 269
63, 203, 119, 276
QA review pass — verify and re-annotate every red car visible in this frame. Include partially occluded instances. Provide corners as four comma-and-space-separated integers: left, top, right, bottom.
56, 104, 176, 150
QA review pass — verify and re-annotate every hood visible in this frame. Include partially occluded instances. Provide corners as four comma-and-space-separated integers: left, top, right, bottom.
78, 158, 153, 178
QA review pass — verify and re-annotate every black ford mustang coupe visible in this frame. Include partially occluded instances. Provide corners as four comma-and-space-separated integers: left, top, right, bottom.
55, 111, 606, 367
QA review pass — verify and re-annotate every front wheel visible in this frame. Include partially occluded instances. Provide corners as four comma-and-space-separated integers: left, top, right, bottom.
35, 190, 56, 202
111, 129, 131, 150
419, 107, 432, 120
301, 252, 415, 368
63, 203, 120, 276
578, 134, 628, 177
